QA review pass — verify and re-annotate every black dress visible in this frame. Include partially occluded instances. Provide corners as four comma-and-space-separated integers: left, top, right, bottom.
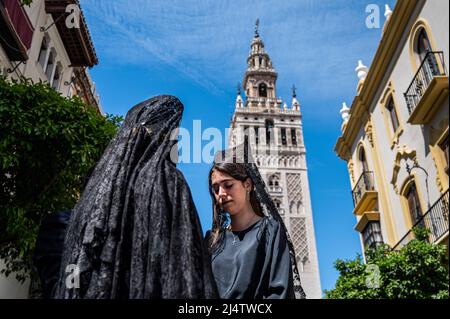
41, 95, 218, 299
208, 216, 295, 299
212, 140, 306, 299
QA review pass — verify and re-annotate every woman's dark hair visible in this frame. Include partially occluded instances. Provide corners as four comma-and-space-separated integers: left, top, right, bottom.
207, 162, 264, 251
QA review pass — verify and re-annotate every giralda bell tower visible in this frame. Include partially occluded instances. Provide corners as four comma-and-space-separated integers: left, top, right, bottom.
229, 20, 322, 298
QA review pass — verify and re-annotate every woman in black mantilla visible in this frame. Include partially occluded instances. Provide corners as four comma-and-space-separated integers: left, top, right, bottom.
34, 95, 218, 298
206, 141, 306, 299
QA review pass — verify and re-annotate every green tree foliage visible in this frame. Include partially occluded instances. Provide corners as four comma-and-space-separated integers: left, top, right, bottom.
325, 227, 449, 299
0, 76, 122, 282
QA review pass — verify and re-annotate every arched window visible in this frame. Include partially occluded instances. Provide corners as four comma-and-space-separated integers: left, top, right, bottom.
359, 147, 369, 173
415, 28, 438, 79
254, 126, 260, 145
439, 135, 449, 175
416, 28, 432, 61
52, 64, 62, 90
404, 179, 424, 227
259, 83, 267, 98
45, 51, 55, 80
38, 36, 49, 68
265, 119, 274, 145
281, 128, 287, 146
274, 199, 281, 208
291, 129, 297, 146
386, 96, 400, 133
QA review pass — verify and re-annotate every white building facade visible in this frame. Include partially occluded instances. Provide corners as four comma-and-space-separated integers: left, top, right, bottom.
335, 0, 449, 257
0, 0, 102, 112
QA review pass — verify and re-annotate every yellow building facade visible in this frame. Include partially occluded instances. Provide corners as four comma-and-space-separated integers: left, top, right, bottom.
335, 0, 449, 256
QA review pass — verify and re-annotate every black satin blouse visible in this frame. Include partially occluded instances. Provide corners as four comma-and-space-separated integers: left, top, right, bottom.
207, 216, 295, 299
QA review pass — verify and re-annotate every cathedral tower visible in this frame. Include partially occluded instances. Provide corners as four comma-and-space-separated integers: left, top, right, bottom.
229, 21, 322, 298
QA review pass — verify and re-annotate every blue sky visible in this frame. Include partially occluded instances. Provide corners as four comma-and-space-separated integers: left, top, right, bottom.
80, 0, 396, 296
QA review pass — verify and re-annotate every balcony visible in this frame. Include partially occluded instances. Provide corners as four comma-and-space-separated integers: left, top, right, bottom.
393, 189, 449, 250
352, 171, 378, 216
44, 0, 98, 67
268, 186, 282, 193
0, 0, 34, 61
404, 51, 449, 125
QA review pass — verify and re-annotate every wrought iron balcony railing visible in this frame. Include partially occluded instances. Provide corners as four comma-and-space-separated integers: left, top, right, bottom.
393, 189, 449, 250
352, 171, 375, 208
404, 51, 447, 115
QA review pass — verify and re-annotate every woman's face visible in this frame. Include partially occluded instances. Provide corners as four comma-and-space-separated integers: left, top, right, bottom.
210, 169, 251, 216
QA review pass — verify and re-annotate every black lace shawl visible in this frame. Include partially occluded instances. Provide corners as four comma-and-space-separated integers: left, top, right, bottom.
53, 95, 218, 299
213, 140, 306, 299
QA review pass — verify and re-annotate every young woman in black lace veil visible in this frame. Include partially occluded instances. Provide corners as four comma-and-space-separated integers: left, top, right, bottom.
35, 95, 218, 298
206, 139, 306, 299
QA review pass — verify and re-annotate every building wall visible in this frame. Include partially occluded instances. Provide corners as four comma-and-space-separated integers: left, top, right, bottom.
341, 0, 449, 254
1, 0, 101, 106
0, 0, 101, 298
372, 0, 448, 246
0, 260, 30, 299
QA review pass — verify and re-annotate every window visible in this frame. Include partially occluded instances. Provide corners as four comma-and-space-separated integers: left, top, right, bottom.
255, 127, 259, 145
291, 129, 297, 146
52, 65, 62, 90
268, 174, 281, 192
265, 120, 274, 145
45, 51, 55, 80
359, 147, 369, 173
362, 222, 383, 250
38, 36, 49, 68
386, 96, 400, 133
405, 180, 423, 226
259, 83, 267, 98
281, 128, 287, 146
274, 199, 284, 215
243, 125, 249, 141
416, 28, 432, 61
415, 28, 439, 79
439, 135, 449, 174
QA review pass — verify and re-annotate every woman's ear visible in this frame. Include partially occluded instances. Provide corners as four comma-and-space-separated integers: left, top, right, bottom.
244, 177, 253, 192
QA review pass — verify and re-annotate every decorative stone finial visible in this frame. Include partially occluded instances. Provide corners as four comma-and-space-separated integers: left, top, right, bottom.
355, 60, 369, 81
235, 83, 243, 108
384, 4, 393, 20
340, 102, 350, 123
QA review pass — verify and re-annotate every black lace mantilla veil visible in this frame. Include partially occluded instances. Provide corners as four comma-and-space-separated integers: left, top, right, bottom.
214, 139, 307, 299
53, 95, 218, 299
